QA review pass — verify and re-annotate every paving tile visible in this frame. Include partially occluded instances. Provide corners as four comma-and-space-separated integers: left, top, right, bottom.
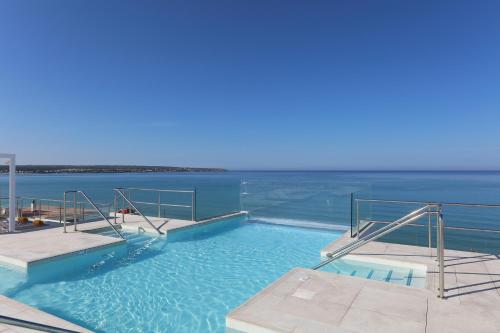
339, 307, 425, 333
292, 319, 354, 333
231, 308, 299, 333
427, 298, 500, 333
277, 294, 349, 327
349, 286, 427, 323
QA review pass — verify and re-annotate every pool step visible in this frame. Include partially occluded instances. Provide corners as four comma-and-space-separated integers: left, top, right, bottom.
326, 265, 415, 287
127, 236, 151, 245
94, 227, 123, 238
95, 227, 156, 247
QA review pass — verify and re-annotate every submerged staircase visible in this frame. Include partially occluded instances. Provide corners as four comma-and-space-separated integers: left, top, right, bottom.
322, 259, 423, 287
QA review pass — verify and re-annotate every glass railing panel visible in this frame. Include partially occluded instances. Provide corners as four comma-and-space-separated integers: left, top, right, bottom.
241, 174, 371, 230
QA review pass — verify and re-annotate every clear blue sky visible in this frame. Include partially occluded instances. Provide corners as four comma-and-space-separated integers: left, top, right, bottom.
1, 1, 499, 170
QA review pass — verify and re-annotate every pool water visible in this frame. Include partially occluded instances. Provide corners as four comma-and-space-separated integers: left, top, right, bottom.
0, 218, 343, 333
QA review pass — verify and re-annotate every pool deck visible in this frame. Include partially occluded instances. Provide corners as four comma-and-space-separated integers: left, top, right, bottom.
0, 295, 92, 333
227, 232, 500, 333
0, 226, 125, 269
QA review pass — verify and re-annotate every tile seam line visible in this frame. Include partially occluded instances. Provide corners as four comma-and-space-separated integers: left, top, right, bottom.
424, 298, 429, 333
336, 285, 363, 327
482, 258, 500, 298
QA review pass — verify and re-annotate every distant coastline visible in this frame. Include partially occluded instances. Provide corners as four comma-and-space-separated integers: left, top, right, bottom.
0, 165, 226, 174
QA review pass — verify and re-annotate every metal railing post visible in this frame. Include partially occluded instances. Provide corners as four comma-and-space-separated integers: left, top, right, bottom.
73, 192, 77, 231
350, 192, 354, 237
81, 203, 85, 223
63, 192, 67, 233
158, 191, 161, 218
428, 207, 432, 249
114, 191, 117, 224
439, 210, 445, 298
122, 189, 125, 223
192, 188, 197, 222
437, 212, 442, 296
356, 199, 360, 239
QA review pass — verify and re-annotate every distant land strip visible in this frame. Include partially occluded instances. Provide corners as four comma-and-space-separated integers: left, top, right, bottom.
0, 165, 226, 174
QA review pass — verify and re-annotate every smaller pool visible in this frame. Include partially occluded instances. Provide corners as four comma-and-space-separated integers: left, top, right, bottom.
319, 256, 426, 288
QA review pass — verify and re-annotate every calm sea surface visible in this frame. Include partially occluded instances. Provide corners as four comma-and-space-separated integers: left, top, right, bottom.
1, 171, 500, 252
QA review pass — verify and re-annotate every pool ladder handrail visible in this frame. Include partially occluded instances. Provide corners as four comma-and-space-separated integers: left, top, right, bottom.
312, 204, 438, 269
0, 315, 80, 333
63, 190, 125, 239
113, 188, 164, 235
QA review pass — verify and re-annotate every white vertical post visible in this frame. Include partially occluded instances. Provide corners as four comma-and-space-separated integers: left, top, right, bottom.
8, 155, 16, 232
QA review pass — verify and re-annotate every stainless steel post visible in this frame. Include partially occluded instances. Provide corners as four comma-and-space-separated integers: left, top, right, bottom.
63, 192, 67, 233
192, 189, 197, 222
122, 189, 125, 223
436, 206, 444, 298
158, 192, 161, 217
114, 192, 117, 224
428, 208, 432, 249
439, 211, 445, 298
73, 192, 77, 231
81, 203, 85, 223
356, 200, 360, 239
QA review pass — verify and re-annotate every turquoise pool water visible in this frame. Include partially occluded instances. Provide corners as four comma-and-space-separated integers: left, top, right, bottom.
0, 218, 343, 333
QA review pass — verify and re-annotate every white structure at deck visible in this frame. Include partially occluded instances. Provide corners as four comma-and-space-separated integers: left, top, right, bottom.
0, 153, 16, 232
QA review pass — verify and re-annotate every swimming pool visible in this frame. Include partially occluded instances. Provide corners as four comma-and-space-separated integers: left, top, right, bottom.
0, 217, 343, 332
0, 217, 427, 332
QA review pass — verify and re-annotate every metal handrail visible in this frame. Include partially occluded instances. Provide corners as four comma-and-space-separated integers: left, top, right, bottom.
63, 190, 124, 239
312, 205, 437, 270
131, 200, 191, 209
354, 198, 500, 241
358, 219, 500, 234
9, 196, 111, 207
343, 205, 434, 256
116, 187, 197, 221
0, 315, 80, 333
347, 196, 500, 299
114, 188, 164, 235
355, 198, 500, 209
125, 187, 195, 194
352, 197, 500, 242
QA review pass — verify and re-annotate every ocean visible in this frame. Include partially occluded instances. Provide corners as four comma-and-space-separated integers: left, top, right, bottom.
1, 171, 500, 252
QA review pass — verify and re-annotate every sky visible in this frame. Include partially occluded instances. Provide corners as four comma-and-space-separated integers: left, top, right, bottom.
0, 0, 499, 170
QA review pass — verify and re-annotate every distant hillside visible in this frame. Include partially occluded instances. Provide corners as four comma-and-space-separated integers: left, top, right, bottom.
0, 165, 226, 174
